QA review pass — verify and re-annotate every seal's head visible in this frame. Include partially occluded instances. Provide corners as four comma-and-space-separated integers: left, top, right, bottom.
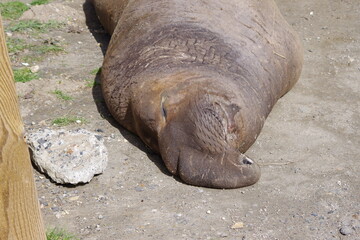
158, 87, 260, 188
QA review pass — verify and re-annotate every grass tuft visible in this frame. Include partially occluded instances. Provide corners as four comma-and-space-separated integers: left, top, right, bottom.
0, 1, 29, 20
90, 67, 101, 75
53, 90, 72, 101
52, 116, 87, 126
31, 0, 50, 6
13, 68, 38, 83
6, 37, 63, 56
85, 79, 100, 88
8, 20, 63, 33
46, 228, 79, 240
6, 38, 28, 53
34, 44, 64, 54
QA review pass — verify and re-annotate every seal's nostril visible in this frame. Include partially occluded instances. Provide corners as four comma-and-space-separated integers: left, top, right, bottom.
243, 157, 253, 165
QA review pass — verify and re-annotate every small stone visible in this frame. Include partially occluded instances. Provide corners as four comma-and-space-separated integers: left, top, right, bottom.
340, 226, 354, 235
98, 215, 104, 219
217, 232, 228, 238
134, 186, 144, 192
310, 11, 314, 16
30, 65, 40, 73
38, 120, 47, 126
69, 196, 80, 201
231, 222, 244, 229
206, 210, 211, 214
39, 199, 48, 207
22, 62, 29, 66
51, 206, 60, 212
76, 120, 82, 124
95, 224, 101, 231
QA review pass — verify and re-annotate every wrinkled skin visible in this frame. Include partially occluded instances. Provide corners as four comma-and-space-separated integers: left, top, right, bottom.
92, 0, 303, 188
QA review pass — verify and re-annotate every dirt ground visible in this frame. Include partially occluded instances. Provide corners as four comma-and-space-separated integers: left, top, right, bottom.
4, 0, 360, 239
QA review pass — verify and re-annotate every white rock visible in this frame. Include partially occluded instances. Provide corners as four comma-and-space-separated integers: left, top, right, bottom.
30, 65, 40, 73
26, 128, 108, 184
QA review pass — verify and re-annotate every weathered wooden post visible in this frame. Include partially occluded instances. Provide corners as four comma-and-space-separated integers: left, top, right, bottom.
0, 15, 46, 240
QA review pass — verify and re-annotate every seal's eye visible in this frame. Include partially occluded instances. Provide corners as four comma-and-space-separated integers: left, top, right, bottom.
161, 105, 167, 119
242, 157, 253, 165
160, 95, 168, 120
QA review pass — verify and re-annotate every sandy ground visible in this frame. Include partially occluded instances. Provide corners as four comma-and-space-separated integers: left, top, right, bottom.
5, 0, 360, 239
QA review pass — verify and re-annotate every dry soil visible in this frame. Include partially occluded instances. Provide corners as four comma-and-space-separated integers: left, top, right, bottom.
4, 0, 360, 239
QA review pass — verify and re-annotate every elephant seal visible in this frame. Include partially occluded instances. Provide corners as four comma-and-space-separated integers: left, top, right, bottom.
93, 0, 303, 188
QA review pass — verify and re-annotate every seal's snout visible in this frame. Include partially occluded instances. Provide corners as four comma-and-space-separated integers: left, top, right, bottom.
174, 147, 261, 189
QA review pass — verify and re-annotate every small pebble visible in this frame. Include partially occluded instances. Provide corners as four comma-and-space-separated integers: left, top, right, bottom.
69, 196, 80, 201
30, 65, 40, 73
217, 232, 228, 238
134, 186, 144, 192
51, 206, 60, 212
206, 210, 211, 214
340, 226, 354, 235
98, 215, 104, 219
231, 222, 244, 229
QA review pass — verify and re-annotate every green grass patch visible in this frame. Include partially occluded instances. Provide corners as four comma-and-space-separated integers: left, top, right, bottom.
85, 79, 100, 88
53, 90, 72, 101
33, 44, 64, 54
0, 1, 29, 20
22, 55, 43, 64
13, 68, 38, 83
6, 38, 63, 56
6, 38, 28, 53
46, 228, 79, 240
52, 116, 87, 126
8, 20, 63, 33
31, 0, 50, 6
90, 67, 101, 75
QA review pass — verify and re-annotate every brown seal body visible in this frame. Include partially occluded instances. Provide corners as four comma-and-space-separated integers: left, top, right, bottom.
93, 0, 303, 188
